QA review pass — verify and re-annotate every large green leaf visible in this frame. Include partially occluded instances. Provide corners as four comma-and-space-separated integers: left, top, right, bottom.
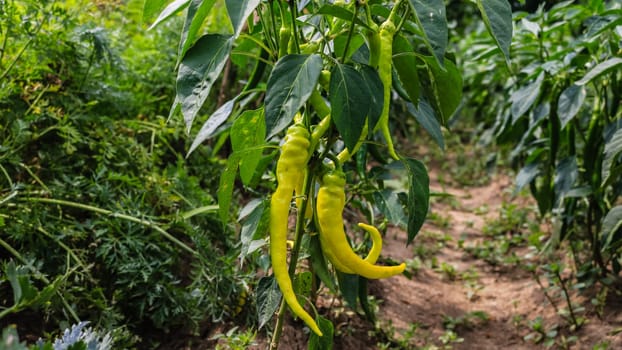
225, 0, 261, 36
510, 72, 544, 123
172, 34, 233, 132
330, 63, 371, 151
178, 0, 217, 62
403, 158, 430, 244
406, 99, 444, 151
231, 108, 266, 185
558, 85, 586, 130
602, 128, 622, 186
421, 57, 462, 125
256, 276, 282, 330
476, 0, 513, 65
187, 96, 237, 156
392, 35, 420, 105
265, 54, 323, 138
409, 0, 447, 67
576, 57, 622, 86
148, 0, 190, 30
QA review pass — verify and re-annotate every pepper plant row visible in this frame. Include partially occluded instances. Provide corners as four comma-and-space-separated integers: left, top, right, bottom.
143, 0, 513, 345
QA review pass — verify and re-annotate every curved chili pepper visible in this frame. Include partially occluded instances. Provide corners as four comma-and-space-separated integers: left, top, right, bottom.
316, 170, 405, 279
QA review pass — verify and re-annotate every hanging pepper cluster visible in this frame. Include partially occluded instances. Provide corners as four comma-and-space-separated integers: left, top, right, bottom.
269, 123, 405, 337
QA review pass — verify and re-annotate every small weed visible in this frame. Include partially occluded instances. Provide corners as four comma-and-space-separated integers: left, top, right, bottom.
442, 311, 489, 331
212, 327, 257, 350
428, 212, 452, 229
435, 262, 457, 281
438, 330, 464, 348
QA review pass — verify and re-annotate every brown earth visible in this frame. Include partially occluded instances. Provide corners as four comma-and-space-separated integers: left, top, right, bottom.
241, 159, 622, 349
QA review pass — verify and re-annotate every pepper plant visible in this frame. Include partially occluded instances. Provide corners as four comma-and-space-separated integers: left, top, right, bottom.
144, 0, 512, 346
460, 0, 622, 280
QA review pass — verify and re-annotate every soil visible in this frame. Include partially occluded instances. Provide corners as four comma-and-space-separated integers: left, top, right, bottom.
245, 156, 622, 349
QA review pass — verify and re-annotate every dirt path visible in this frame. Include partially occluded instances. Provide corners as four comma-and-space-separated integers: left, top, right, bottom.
372, 171, 622, 350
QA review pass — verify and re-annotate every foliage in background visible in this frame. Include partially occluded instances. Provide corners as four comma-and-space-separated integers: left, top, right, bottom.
0, 0, 254, 347
459, 0, 622, 282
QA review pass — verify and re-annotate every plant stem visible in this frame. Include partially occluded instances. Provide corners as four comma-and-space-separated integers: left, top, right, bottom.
554, 270, 579, 327
341, 2, 359, 62
270, 166, 314, 349
23, 197, 199, 256
337, 124, 368, 164
288, 0, 300, 54
0, 4, 49, 82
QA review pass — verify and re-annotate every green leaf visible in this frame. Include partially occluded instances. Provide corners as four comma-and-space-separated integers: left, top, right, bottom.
515, 162, 540, 193
554, 156, 577, 205
1, 326, 28, 350
265, 54, 323, 138
316, 4, 371, 30
256, 275, 282, 330
392, 35, 420, 105
293, 271, 313, 306
336, 271, 359, 308
558, 85, 586, 130
359, 65, 384, 130
373, 189, 407, 227
172, 34, 233, 131
187, 97, 237, 156
476, 0, 513, 65
148, 0, 190, 30
421, 57, 462, 125
406, 99, 444, 151
329, 63, 370, 151
178, 0, 217, 62
217, 153, 241, 222
142, 0, 170, 23
309, 316, 334, 349
403, 158, 430, 244
6, 261, 22, 305
576, 57, 622, 86
409, 0, 448, 67
225, 0, 261, 37
602, 128, 622, 186
333, 33, 365, 61
231, 108, 266, 185
238, 199, 268, 261
510, 72, 544, 123
358, 278, 375, 322
601, 206, 622, 251
309, 234, 336, 292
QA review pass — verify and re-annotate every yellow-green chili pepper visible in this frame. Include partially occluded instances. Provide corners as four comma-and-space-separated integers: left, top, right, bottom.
278, 26, 291, 58
270, 124, 322, 336
316, 170, 405, 279
374, 19, 399, 160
